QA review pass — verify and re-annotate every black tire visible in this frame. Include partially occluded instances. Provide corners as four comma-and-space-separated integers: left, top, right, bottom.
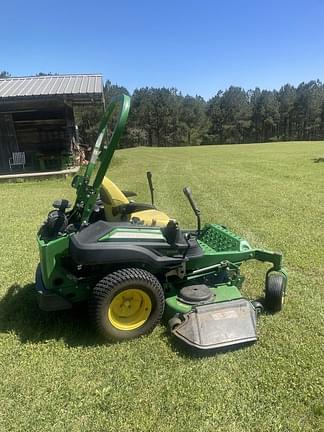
168, 316, 182, 332
251, 300, 264, 315
89, 268, 165, 341
265, 273, 286, 313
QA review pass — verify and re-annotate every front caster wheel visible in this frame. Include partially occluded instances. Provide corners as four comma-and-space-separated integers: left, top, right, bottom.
265, 273, 286, 313
89, 268, 165, 341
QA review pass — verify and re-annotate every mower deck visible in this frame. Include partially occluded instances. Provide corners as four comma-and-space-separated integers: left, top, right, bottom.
171, 298, 257, 350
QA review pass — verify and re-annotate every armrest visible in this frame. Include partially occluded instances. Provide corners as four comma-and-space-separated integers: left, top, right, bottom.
112, 202, 156, 216
122, 190, 137, 198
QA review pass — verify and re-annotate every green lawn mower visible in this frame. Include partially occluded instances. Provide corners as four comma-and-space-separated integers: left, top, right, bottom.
35, 94, 287, 350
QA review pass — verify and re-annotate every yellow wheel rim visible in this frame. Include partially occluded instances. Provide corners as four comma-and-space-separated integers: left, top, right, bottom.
108, 288, 152, 331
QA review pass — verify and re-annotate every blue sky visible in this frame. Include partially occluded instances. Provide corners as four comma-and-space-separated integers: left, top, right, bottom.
1, 0, 323, 99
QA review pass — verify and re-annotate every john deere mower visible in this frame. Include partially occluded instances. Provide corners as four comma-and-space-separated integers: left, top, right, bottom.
36, 94, 287, 350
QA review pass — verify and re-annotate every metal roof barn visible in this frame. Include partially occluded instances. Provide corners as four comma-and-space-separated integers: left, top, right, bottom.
0, 74, 103, 101
0, 74, 104, 172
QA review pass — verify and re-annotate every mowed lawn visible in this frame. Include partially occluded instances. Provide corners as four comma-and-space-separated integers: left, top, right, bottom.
0, 141, 323, 432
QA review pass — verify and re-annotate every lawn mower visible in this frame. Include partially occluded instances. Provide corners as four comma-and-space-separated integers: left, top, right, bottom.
35, 94, 287, 350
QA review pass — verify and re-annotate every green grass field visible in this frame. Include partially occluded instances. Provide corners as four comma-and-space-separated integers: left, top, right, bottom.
0, 141, 323, 432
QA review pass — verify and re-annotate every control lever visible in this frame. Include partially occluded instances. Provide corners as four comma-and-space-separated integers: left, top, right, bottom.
146, 171, 155, 205
183, 186, 201, 236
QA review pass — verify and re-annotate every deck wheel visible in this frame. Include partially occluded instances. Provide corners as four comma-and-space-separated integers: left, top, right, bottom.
265, 273, 286, 313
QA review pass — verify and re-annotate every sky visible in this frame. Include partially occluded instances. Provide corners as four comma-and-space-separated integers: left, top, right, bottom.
1, 0, 324, 100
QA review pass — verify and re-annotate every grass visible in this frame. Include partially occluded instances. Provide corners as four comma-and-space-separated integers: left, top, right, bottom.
0, 141, 323, 432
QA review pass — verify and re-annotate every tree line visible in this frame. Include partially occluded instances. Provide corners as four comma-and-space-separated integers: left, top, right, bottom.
2, 70, 324, 146
104, 80, 324, 147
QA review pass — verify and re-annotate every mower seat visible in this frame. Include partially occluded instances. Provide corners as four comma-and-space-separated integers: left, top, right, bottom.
100, 177, 170, 227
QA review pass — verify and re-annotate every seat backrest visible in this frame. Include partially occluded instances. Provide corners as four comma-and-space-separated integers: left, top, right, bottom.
100, 176, 171, 226
100, 177, 129, 221
13, 152, 25, 164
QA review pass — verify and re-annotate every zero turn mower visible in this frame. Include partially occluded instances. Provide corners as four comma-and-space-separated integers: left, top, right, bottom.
36, 95, 287, 350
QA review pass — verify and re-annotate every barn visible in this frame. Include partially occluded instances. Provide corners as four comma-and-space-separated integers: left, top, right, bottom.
0, 74, 104, 172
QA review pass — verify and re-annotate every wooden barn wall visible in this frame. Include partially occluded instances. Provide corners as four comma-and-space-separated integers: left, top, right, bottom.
0, 99, 76, 171
0, 113, 19, 170
13, 107, 70, 154
0, 96, 102, 172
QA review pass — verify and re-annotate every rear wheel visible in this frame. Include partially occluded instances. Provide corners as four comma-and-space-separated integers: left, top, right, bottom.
89, 268, 165, 341
265, 273, 286, 313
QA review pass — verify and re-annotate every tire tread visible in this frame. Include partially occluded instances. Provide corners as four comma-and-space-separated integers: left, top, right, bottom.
89, 268, 165, 341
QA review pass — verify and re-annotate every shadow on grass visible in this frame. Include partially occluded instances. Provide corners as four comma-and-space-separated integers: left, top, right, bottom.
0, 283, 103, 347
312, 157, 324, 163
0, 283, 259, 356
